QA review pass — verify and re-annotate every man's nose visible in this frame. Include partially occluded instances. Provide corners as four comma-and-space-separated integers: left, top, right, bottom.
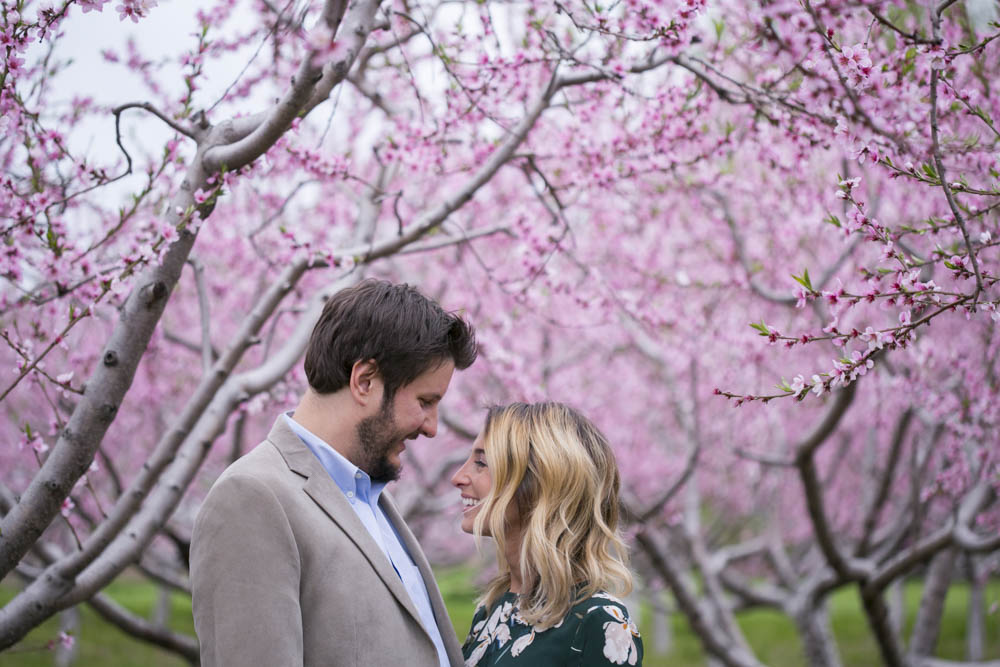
420, 405, 439, 438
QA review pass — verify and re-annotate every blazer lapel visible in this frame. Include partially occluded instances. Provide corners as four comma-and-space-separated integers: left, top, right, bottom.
382, 493, 465, 666
266, 419, 426, 632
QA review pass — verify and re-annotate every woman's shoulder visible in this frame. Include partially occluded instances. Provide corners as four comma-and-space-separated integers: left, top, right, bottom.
571, 591, 633, 618
568, 591, 643, 665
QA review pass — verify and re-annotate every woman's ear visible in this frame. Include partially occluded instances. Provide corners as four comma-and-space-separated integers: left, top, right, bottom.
349, 359, 382, 407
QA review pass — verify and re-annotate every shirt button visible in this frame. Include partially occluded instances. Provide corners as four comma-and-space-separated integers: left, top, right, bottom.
355, 472, 362, 479
346, 491, 355, 498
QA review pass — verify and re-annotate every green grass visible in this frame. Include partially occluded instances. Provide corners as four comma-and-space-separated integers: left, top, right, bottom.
2, 570, 998, 666
0, 573, 193, 666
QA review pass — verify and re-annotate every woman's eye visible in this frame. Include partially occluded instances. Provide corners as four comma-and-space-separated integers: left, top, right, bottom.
474, 460, 487, 469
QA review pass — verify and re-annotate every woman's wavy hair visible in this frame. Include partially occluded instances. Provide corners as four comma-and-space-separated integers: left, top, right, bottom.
473, 401, 632, 628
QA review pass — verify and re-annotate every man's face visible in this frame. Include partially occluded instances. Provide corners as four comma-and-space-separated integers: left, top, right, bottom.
356, 360, 455, 483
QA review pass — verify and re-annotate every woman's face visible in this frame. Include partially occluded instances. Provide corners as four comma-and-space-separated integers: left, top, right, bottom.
450, 432, 491, 534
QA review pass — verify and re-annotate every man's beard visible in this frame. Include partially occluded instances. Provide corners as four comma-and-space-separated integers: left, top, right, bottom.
356, 397, 406, 483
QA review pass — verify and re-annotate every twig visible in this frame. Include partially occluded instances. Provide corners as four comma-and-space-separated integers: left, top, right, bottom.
928, 32, 984, 305
867, 9, 936, 45
112, 102, 197, 140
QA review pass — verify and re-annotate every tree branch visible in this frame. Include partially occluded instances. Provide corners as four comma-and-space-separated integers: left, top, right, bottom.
202, 0, 382, 173
856, 408, 913, 556
794, 383, 865, 580
112, 102, 198, 140
634, 530, 764, 667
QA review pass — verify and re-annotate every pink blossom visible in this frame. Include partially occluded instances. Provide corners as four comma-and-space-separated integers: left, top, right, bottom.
116, 0, 157, 23
60, 497, 75, 517
78, 0, 109, 12
794, 286, 809, 309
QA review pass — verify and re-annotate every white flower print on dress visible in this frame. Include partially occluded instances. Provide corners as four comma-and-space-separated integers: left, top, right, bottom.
510, 629, 535, 657
599, 605, 640, 665
494, 622, 511, 647
464, 638, 490, 667
465, 600, 517, 665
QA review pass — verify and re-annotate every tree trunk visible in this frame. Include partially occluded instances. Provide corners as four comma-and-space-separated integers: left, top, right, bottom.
909, 548, 956, 657
888, 578, 905, 637
153, 584, 172, 628
651, 590, 673, 655
965, 555, 984, 661
794, 604, 842, 667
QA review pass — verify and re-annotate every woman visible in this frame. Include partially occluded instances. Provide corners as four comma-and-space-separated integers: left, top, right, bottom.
451, 402, 643, 666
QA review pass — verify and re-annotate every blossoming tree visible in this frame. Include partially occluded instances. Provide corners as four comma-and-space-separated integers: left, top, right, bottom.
1, 0, 998, 664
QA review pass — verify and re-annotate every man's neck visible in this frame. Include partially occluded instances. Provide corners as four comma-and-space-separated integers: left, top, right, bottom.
291, 389, 358, 462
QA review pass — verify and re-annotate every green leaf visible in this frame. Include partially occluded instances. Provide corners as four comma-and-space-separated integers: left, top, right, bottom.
792, 268, 813, 291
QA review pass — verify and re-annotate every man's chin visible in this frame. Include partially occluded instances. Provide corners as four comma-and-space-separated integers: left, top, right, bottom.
370, 460, 402, 484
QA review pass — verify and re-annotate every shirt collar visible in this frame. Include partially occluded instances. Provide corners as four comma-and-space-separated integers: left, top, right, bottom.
283, 413, 387, 504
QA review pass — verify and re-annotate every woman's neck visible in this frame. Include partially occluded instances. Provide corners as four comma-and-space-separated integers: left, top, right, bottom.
506, 529, 523, 594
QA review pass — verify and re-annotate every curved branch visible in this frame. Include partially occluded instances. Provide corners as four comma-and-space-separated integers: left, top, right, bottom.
634, 531, 764, 667
869, 481, 995, 591
202, 0, 381, 173
112, 102, 198, 140
87, 592, 198, 662
794, 383, 866, 580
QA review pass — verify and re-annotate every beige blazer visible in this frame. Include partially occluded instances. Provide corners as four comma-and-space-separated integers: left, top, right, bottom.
191, 418, 464, 667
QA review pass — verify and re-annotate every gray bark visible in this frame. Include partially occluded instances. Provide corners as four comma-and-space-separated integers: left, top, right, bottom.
0, 0, 380, 589
635, 531, 763, 667
965, 556, 984, 661
793, 603, 842, 667
651, 590, 673, 655
909, 547, 957, 657
888, 578, 905, 637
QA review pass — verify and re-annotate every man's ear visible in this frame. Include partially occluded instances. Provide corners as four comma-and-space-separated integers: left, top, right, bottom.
349, 359, 381, 406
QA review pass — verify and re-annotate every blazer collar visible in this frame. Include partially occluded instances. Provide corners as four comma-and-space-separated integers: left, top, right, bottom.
265, 418, 428, 634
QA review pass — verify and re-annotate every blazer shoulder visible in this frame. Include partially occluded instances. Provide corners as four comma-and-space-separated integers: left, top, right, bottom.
205, 439, 297, 500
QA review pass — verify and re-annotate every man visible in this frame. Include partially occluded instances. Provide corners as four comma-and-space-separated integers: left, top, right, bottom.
191, 279, 478, 667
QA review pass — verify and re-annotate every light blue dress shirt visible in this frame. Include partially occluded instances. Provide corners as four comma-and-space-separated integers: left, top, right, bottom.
284, 414, 450, 667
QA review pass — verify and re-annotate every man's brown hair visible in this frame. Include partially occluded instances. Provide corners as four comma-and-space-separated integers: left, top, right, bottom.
304, 279, 478, 399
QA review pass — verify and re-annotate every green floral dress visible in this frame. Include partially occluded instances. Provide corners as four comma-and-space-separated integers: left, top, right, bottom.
461, 591, 643, 666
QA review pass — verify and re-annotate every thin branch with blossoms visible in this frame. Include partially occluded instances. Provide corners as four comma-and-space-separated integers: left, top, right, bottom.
865, 9, 937, 46
929, 69, 984, 303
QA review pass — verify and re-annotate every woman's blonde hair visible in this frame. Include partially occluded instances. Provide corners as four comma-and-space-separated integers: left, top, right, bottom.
473, 401, 632, 628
